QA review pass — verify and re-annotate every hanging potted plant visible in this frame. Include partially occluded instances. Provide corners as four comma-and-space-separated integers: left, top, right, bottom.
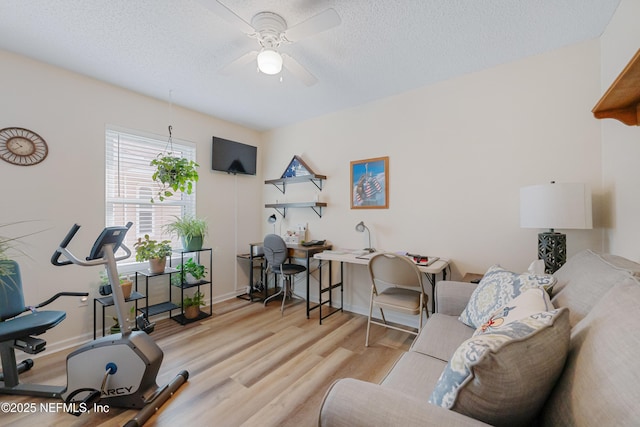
164, 215, 208, 251
176, 257, 207, 284
149, 126, 199, 203
133, 235, 173, 274
183, 290, 205, 320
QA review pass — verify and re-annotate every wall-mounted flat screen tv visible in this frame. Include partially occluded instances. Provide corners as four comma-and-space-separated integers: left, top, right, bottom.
211, 137, 257, 175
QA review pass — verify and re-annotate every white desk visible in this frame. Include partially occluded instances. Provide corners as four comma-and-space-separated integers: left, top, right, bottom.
314, 251, 449, 315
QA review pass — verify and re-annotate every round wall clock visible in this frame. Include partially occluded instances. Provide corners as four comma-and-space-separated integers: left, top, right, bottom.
0, 127, 49, 166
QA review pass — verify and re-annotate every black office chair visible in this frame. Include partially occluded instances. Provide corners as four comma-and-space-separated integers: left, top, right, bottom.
0, 260, 85, 394
262, 234, 306, 314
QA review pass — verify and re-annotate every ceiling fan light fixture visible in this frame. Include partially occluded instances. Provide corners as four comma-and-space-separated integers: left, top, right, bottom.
257, 48, 283, 75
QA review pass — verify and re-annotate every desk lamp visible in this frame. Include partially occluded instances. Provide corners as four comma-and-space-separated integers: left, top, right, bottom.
267, 214, 277, 234
355, 221, 375, 253
520, 181, 592, 274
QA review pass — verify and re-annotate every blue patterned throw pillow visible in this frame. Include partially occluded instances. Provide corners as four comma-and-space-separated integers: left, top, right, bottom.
458, 265, 556, 328
429, 308, 570, 427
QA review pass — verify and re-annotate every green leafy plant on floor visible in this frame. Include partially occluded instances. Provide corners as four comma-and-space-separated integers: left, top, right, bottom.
0, 221, 47, 285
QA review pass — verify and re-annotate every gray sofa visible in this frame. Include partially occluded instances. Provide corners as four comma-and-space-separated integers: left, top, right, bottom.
319, 250, 640, 426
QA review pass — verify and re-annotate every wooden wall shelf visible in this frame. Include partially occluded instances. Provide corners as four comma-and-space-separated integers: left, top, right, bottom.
265, 174, 326, 193
593, 49, 640, 126
265, 202, 327, 218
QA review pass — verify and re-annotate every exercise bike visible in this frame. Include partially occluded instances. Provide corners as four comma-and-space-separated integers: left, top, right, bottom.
0, 223, 188, 426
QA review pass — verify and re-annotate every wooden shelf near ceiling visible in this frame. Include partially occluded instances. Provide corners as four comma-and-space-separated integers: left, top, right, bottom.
592, 49, 640, 126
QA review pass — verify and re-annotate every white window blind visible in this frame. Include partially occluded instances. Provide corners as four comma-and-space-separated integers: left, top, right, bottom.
105, 127, 196, 258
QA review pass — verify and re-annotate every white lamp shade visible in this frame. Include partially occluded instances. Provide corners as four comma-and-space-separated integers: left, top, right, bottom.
520, 183, 593, 230
257, 49, 283, 75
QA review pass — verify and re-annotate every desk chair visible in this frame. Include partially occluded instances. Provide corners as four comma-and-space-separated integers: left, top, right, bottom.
0, 260, 84, 394
262, 234, 306, 314
365, 253, 428, 346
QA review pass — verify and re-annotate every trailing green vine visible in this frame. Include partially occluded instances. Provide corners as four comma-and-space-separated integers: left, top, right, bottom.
150, 155, 199, 203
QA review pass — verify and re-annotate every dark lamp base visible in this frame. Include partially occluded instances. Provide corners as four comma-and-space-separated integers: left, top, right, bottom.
538, 232, 566, 274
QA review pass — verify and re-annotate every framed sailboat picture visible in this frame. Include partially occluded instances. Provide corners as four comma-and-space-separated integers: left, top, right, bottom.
350, 156, 389, 209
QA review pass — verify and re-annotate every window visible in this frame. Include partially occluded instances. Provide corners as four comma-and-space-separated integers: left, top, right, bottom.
105, 127, 196, 260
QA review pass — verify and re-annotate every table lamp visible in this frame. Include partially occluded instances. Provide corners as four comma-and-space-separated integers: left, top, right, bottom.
520, 181, 592, 273
355, 221, 375, 253
267, 214, 277, 234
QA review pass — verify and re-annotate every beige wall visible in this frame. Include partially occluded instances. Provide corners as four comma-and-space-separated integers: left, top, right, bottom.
4, 1, 637, 344
600, 0, 640, 259
263, 40, 604, 315
0, 49, 263, 348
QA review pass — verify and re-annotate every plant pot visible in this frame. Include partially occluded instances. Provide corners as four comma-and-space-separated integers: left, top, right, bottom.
110, 317, 120, 334
182, 235, 203, 252
186, 273, 200, 285
184, 305, 200, 320
149, 257, 167, 274
120, 280, 133, 299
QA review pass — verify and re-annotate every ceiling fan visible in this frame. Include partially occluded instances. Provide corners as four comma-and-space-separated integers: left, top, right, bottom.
199, 0, 341, 86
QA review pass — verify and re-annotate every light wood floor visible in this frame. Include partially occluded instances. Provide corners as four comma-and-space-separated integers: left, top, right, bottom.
1, 298, 413, 426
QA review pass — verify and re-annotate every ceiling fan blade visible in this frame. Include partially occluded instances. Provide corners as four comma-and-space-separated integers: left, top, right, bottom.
219, 51, 258, 75
282, 54, 318, 86
284, 8, 341, 42
198, 0, 256, 34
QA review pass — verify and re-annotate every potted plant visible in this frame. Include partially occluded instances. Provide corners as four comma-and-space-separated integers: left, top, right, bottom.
183, 290, 205, 320
176, 257, 207, 284
0, 221, 44, 286
150, 154, 199, 203
164, 215, 208, 251
0, 235, 12, 284
99, 271, 133, 299
133, 234, 173, 274
110, 306, 138, 334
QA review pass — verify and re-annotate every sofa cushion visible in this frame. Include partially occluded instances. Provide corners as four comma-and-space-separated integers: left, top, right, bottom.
429, 308, 570, 427
381, 351, 448, 398
540, 278, 640, 426
410, 313, 474, 362
459, 265, 556, 328
552, 249, 640, 326
474, 288, 552, 335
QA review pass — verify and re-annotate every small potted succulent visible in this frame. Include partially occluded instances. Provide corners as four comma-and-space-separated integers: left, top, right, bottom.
164, 215, 208, 251
176, 257, 207, 284
133, 234, 173, 274
150, 154, 199, 203
183, 290, 205, 319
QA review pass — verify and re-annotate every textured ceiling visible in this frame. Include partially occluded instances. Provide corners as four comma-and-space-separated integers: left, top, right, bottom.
0, 0, 621, 131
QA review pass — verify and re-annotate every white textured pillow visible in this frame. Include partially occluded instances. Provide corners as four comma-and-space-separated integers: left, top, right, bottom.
474, 288, 553, 336
430, 308, 570, 427
459, 265, 556, 328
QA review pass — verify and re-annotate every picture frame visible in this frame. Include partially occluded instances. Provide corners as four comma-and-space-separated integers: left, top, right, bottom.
350, 156, 389, 209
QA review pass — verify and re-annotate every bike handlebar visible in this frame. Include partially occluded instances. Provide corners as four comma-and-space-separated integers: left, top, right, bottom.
51, 224, 81, 266
51, 223, 132, 267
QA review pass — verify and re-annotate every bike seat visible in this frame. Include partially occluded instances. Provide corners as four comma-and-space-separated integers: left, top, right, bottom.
0, 310, 66, 343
